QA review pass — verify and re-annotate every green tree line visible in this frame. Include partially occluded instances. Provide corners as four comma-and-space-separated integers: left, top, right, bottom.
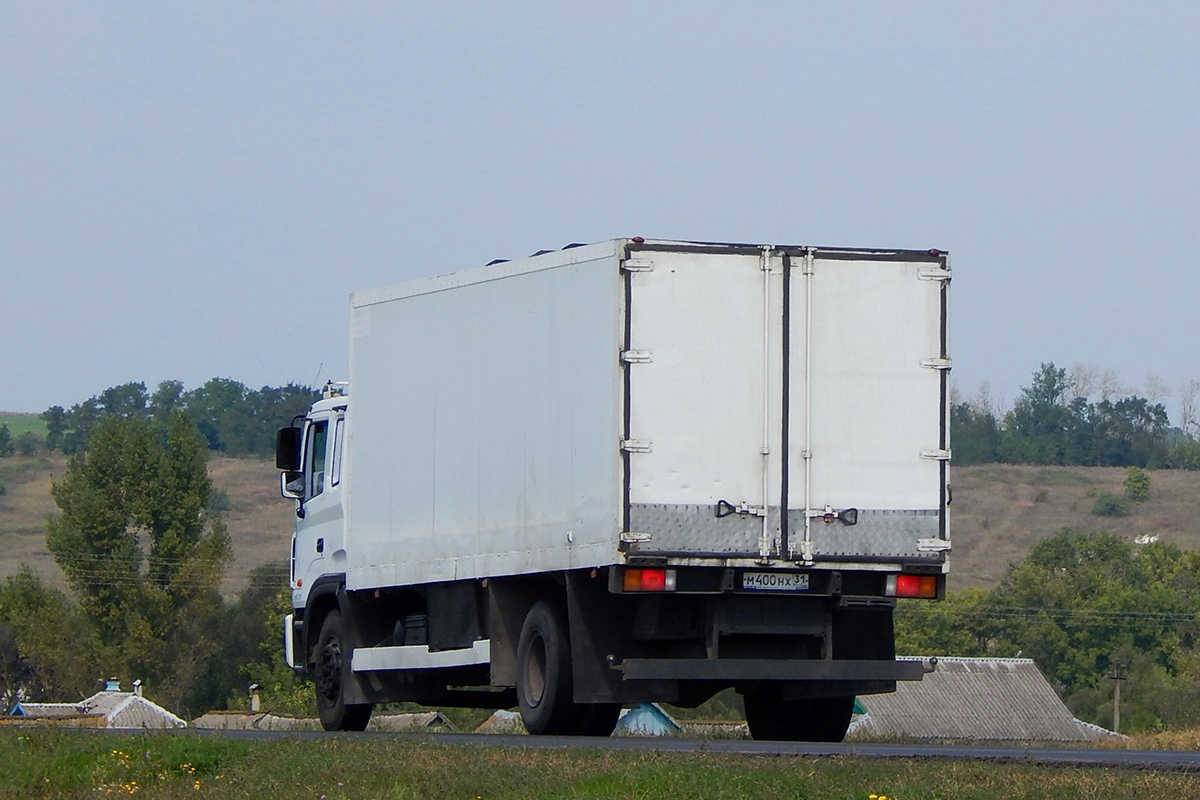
34, 379, 318, 458
952, 363, 1200, 468
897, 529, 1200, 733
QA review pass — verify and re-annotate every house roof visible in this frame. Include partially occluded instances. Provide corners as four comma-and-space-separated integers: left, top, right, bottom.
12, 688, 186, 729
850, 657, 1117, 742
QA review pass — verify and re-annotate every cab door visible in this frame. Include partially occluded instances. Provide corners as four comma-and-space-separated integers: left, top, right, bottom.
293, 409, 347, 588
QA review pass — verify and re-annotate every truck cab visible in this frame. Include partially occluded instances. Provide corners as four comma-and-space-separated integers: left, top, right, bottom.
277, 382, 349, 614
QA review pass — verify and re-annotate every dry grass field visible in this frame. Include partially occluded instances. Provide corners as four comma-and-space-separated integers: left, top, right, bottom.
3, 452, 1199, 596
949, 464, 1200, 590
0, 452, 293, 595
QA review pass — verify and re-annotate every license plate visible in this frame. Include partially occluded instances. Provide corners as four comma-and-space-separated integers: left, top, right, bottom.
741, 571, 810, 591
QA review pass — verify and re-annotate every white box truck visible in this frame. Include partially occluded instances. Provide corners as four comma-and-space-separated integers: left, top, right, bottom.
276, 238, 950, 740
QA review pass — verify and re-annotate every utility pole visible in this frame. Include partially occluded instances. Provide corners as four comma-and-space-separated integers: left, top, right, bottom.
1109, 663, 1127, 734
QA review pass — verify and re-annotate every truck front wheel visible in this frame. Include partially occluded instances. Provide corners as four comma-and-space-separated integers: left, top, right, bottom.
314, 609, 373, 731
744, 690, 854, 742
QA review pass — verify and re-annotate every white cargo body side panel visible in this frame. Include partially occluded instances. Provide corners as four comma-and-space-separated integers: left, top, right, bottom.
344, 243, 623, 590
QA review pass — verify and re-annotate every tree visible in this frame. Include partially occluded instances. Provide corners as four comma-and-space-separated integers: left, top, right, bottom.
149, 380, 186, 423
1000, 363, 1075, 464
226, 563, 314, 717
989, 532, 1199, 700
183, 378, 249, 451
43, 378, 320, 459
949, 402, 1001, 465
45, 411, 231, 714
894, 587, 996, 656
40, 405, 66, 451
0, 567, 99, 705
0, 425, 12, 457
1179, 380, 1200, 439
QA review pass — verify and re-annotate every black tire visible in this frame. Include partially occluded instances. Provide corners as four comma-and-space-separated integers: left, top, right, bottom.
744, 690, 854, 742
571, 702, 622, 737
314, 609, 373, 731
516, 601, 578, 735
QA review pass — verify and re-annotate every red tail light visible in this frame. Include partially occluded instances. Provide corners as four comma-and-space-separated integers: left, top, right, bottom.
623, 568, 676, 592
887, 573, 938, 598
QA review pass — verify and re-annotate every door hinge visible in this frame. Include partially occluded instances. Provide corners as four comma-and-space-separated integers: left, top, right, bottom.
621, 349, 653, 364
917, 538, 952, 552
920, 449, 952, 461
620, 531, 653, 543
621, 439, 653, 453
622, 258, 654, 273
920, 358, 952, 370
918, 267, 951, 281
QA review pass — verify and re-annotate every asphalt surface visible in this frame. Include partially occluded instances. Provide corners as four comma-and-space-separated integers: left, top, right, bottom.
205, 731, 1200, 772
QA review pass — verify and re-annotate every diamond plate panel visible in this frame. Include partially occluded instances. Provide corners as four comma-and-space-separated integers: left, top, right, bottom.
626, 503, 779, 555
794, 509, 943, 559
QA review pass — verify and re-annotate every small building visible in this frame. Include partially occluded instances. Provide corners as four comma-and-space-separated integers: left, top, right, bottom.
8, 679, 186, 730
849, 657, 1118, 742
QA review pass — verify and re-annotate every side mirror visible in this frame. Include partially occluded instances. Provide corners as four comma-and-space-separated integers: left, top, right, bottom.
276, 426, 302, 471
280, 471, 304, 500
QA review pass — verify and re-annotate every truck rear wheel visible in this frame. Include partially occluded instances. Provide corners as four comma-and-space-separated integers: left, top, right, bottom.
314, 609, 373, 732
571, 702, 622, 737
516, 601, 619, 736
516, 601, 574, 735
744, 690, 854, 742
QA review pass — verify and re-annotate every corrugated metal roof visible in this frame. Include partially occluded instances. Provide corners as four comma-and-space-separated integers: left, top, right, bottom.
11, 703, 86, 718
850, 657, 1116, 742
13, 690, 185, 729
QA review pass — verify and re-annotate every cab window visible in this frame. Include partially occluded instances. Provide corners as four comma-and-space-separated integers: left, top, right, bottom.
330, 416, 345, 488
307, 421, 329, 498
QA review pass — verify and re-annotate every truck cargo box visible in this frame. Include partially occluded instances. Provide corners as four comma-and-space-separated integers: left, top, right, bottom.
343, 239, 950, 591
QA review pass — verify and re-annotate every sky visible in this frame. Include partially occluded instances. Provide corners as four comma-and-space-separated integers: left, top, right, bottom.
3, 3, 1198, 420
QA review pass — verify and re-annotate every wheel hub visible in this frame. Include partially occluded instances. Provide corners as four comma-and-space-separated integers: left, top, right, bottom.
316, 640, 343, 702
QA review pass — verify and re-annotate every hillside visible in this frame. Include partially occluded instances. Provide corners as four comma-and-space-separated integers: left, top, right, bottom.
0, 452, 293, 594
949, 464, 1200, 589
2, 454, 1199, 595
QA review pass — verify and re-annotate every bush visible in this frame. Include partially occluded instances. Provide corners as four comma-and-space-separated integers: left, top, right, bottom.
15, 432, 41, 457
1092, 492, 1131, 517
1124, 466, 1151, 502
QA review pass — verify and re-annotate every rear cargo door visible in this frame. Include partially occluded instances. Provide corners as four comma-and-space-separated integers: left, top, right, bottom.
622, 247, 785, 558
787, 251, 949, 563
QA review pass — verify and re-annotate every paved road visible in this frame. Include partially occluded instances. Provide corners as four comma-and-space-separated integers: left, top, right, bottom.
211, 731, 1200, 772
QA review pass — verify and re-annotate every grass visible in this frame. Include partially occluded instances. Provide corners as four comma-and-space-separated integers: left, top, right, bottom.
0, 729, 1196, 800
0, 413, 48, 439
